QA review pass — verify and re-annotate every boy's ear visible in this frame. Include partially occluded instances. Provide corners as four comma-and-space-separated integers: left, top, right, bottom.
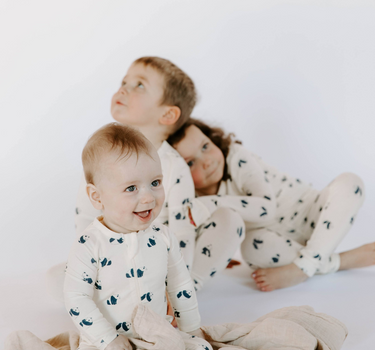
159, 106, 181, 126
86, 184, 103, 210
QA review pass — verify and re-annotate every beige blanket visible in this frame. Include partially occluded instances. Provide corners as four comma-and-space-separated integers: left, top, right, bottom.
4, 305, 347, 350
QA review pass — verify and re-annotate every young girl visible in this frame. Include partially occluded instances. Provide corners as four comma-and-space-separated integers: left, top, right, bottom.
168, 118, 375, 291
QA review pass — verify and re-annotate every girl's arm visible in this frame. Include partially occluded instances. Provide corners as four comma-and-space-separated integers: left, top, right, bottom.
190, 146, 276, 227
165, 227, 201, 333
165, 156, 196, 270
64, 236, 118, 350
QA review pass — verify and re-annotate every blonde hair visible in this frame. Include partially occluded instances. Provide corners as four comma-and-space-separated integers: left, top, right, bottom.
82, 123, 152, 185
133, 57, 197, 131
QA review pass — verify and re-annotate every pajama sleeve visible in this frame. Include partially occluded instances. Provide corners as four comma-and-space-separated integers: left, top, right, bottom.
190, 145, 277, 227
165, 228, 201, 332
75, 174, 102, 234
165, 156, 196, 270
64, 234, 118, 350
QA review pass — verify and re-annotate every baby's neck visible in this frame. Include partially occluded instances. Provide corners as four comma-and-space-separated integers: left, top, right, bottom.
137, 125, 169, 150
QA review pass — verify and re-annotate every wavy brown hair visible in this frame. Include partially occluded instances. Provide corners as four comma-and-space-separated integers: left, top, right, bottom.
167, 118, 241, 181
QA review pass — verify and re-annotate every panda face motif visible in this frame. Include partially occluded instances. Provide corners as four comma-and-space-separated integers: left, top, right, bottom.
82, 272, 93, 284
78, 235, 90, 244
177, 290, 192, 299
79, 317, 93, 327
69, 307, 80, 318
107, 294, 120, 305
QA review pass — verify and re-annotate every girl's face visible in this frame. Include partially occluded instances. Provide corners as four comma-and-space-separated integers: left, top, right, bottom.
174, 125, 225, 195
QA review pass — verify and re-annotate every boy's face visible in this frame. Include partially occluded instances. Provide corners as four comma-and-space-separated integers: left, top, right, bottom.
111, 63, 166, 127
174, 125, 225, 195
92, 147, 165, 233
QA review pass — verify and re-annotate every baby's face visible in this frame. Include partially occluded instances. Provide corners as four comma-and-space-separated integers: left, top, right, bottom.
174, 125, 225, 195
111, 63, 166, 127
95, 148, 165, 233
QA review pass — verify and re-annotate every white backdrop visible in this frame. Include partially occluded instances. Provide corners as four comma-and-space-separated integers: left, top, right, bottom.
1, 0, 374, 277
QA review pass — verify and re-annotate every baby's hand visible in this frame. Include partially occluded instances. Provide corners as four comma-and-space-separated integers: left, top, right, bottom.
105, 334, 132, 350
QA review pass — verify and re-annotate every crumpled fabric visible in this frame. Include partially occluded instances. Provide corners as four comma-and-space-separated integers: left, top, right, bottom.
5, 304, 347, 350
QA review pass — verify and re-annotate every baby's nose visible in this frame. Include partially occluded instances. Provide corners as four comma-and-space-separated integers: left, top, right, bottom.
140, 190, 155, 204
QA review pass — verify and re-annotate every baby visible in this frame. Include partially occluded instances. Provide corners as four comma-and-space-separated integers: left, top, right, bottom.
64, 123, 210, 350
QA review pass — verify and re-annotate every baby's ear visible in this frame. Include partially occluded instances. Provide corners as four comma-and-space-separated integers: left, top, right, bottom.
86, 184, 103, 210
159, 106, 181, 126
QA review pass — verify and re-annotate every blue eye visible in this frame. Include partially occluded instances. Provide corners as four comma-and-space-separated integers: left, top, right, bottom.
202, 143, 209, 150
151, 180, 161, 187
125, 185, 136, 192
121, 81, 126, 86
137, 82, 144, 88
187, 160, 194, 167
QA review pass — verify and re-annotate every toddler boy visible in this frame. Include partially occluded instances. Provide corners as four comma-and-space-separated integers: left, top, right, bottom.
64, 123, 210, 350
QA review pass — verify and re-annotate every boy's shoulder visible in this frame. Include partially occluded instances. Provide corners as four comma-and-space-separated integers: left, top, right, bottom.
158, 141, 184, 160
158, 141, 191, 181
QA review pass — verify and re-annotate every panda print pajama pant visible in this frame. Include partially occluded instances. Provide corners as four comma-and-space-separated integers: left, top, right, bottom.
241, 173, 365, 277
187, 207, 245, 291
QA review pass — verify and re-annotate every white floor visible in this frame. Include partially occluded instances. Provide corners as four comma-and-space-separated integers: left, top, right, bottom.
1, 251, 375, 350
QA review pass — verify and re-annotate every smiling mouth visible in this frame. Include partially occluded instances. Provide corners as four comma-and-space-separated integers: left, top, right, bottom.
134, 209, 152, 221
116, 101, 126, 106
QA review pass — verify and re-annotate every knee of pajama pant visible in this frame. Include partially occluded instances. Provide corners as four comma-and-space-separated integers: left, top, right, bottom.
240, 228, 302, 270
191, 207, 245, 291
328, 172, 365, 204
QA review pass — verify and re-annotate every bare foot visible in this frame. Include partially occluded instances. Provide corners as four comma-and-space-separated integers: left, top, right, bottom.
251, 263, 308, 291
339, 242, 375, 271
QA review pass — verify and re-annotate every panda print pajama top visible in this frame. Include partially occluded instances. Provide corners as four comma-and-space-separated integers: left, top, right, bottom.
190, 143, 365, 277
73, 141, 243, 291
65, 217, 209, 350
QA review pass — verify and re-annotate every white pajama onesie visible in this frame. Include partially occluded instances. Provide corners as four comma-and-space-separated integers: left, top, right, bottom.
72, 141, 242, 290
190, 143, 365, 277
65, 217, 212, 350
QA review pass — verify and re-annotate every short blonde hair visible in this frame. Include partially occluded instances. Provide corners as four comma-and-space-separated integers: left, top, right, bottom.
82, 123, 151, 185
133, 57, 197, 131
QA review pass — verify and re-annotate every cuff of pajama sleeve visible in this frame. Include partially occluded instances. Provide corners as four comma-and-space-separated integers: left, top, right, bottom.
190, 199, 212, 227
293, 252, 320, 278
96, 331, 119, 350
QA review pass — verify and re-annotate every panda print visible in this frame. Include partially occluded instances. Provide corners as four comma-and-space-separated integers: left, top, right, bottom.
147, 236, 156, 247
177, 290, 192, 299
202, 244, 212, 257
180, 240, 188, 248
79, 317, 93, 328
152, 225, 161, 232
69, 307, 80, 318
140, 292, 153, 302
82, 272, 93, 284
210, 269, 217, 277
109, 237, 124, 245
200, 345, 210, 350
116, 322, 131, 332
99, 258, 112, 267
126, 267, 146, 278
237, 227, 243, 238
107, 294, 120, 305
174, 212, 186, 220
78, 235, 89, 244
203, 222, 216, 230
95, 280, 102, 290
